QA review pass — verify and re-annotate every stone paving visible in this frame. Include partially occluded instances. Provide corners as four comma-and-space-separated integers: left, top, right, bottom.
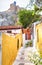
12, 47, 34, 65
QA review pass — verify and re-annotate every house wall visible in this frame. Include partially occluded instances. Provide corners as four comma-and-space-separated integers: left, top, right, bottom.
22, 34, 30, 46
23, 29, 31, 40
2, 32, 22, 65
36, 23, 42, 58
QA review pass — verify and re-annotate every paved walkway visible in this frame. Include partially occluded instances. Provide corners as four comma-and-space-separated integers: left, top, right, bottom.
12, 47, 34, 65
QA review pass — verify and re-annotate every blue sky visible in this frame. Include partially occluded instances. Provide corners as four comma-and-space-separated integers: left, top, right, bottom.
0, 0, 30, 12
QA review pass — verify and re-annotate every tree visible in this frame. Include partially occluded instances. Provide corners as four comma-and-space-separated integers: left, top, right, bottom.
18, 9, 40, 28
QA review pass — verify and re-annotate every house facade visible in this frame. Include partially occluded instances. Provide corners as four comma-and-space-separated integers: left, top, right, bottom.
0, 26, 23, 65
32, 21, 42, 58
22, 28, 31, 46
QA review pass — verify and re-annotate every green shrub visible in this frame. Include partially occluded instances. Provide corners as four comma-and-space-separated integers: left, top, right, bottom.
25, 40, 33, 48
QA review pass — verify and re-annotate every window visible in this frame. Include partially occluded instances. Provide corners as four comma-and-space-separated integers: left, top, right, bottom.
21, 43, 23, 46
7, 31, 11, 33
17, 39, 19, 50
25, 34, 28, 40
37, 29, 39, 42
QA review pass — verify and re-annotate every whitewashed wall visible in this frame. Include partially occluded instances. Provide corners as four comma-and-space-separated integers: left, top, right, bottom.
32, 21, 40, 50
12, 29, 22, 33
22, 34, 30, 47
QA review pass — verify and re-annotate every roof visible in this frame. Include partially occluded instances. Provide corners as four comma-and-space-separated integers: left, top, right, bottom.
0, 26, 22, 30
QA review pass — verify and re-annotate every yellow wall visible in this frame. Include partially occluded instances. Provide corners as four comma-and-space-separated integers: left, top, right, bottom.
36, 23, 42, 58
2, 32, 22, 65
